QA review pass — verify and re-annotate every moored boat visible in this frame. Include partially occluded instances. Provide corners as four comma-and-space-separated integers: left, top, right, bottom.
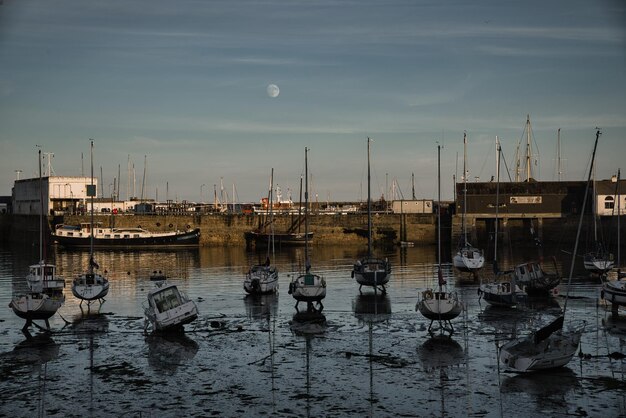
52, 224, 200, 248
143, 281, 198, 332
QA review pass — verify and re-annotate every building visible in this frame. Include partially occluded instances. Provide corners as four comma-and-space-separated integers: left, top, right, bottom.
12, 176, 96, 215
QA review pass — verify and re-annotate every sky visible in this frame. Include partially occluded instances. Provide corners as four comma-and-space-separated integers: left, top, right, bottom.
0, 0, 624, 203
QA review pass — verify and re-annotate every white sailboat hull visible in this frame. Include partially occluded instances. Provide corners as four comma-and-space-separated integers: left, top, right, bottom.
72, 272, 110, 301
244, 266, 279, 294
584, 255, 614, 274
417, 291, 462, 321
289, 273, 326, 302
602, 280, 626, 307
499, 328, 583, 372
353, 258, 391, 288
453, 247, 485, 272
10, 293, 64, 320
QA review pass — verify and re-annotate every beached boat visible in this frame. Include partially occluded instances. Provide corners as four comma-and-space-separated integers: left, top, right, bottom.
352, 138, 391, 294
288, 147, 326, 312
72, 140, 110, 309
479, 138, 528, 308
499, 129, 601, 372
513, 259, 560, 295
417, 145, 463, 334
453, 132, 485, 275
244, 168, 279, 295
52, 224, 200, 248
10, 150, 65, 330
143, 280, 198, 332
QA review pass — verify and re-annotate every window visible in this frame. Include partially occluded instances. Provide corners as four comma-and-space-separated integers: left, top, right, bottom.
605, 196, 615, 210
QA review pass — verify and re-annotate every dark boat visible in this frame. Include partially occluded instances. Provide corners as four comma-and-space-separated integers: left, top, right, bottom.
52, 223, 200, 248
244, 230, 312, 247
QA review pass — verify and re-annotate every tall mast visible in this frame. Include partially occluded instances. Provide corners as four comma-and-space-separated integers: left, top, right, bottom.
38, 148, 43, 264
462, 132, 468, 245
267, 168, 274, 260
304, 147, 310, 272
494, 137, 501, 272
140, 155, 147, 202
89, 139, 95, 274
617, 169, 621, 272
367, 138, 372, 257
525, 115, 532, 181
437, 144, 442, 290
557, 129, 562, 181
564, 129, 601, 314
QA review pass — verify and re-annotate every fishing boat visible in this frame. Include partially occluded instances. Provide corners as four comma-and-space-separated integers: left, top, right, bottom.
10, 149, 65, 330
499, 129, 602, 372
417, 145, 463, 334
143, 280, 198, 332
583, 163, 614, 274
512, 258, 560, 295
288, 147, 326, 312
244, 168, 279, 295
352, 138, 391, 294
72, 140, 110, 309
453, 132, 485, 275
479, 138, 527, 308
601, 168, 626, 314
52, 224, 200, 248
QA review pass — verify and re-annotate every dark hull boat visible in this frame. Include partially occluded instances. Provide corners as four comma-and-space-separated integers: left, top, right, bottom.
245, 230, 312, 247
53, 225, 200, 248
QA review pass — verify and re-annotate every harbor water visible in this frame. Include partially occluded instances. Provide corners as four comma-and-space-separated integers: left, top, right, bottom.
1, 240, 625, 417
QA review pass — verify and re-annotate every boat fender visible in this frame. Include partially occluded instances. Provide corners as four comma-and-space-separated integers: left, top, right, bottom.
186, 225, 191, 229
424, 290, 433, 300
169, 223, 173, 228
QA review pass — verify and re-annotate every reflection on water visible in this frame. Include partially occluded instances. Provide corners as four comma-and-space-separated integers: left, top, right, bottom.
501, 367, 581, 409
243, 293, 278, 320
146, 332, 199, 374
1, 240, 625, 416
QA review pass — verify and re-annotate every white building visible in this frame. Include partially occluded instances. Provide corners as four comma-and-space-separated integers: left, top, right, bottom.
392, 199, 434, 214
12, 176, 96, 215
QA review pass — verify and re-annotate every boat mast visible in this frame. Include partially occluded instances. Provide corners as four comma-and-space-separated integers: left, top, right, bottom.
526, 115, 532, 181
367, 137, 372, 257
462, 132, 467, 246
267, 168, 275, 260
564, 129, 601, 314
557, 129, 562, 182
38, 148, 44, 264
304, 147, 310, 272
89, 139, 95, 274
616, 169, 621, 274
494, 137, 501, 273
437, 144, 442, 290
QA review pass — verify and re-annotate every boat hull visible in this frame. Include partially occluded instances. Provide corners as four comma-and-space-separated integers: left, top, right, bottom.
53, 228, 200, 248
352, 257, 391, 288
602, 280, 626, 307
479, 282, 527, 307
417, 295, 462, 321
10, 294, 63, 320
453, 247, 485, 272
499, 328, 583, 372
245, 231, 313, 247
289, 273, 326, 302
244, 266, 279, 294
584, 255, 614, 274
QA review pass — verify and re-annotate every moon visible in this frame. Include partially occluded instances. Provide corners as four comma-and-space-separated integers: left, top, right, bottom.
266, 84, 280, 98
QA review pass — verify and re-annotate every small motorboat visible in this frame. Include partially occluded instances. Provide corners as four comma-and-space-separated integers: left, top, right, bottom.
143, 281, 198, 332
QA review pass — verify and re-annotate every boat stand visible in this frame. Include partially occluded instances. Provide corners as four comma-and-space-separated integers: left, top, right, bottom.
427, 319, 454, 336
22, 318, 51, 332
79, 298, 106, 314
295, 300, 324, 313
358, 284, 387, 295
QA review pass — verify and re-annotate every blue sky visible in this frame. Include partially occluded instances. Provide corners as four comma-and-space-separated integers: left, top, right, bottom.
1, 0, 624, 203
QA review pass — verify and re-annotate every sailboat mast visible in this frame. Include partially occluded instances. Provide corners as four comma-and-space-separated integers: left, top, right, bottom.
617, 169, 621, 272
267, 168, 274, 259
557, 129, 562, 182
526, 115, 532, 181
494, 137, 501, 271
564, 129, 601, 314
367, 138, 372, 257
38, 148, 43, 264
437, 144, 442, 290
89, 139, 95, 274
304, 147, 310, 272
462, 132, 467, 244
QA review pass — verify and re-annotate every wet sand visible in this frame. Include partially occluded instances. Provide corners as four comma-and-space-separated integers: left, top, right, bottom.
1, 245, 626, 417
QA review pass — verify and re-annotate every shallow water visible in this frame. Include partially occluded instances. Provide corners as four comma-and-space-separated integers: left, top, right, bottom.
1, 241, 625, 417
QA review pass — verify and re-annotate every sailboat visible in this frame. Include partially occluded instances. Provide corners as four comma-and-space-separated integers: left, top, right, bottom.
583, 166, 614, 274
352, 138, 391, 294
10, 149, 66, 330
453, 132, 485, 275
601, 168, 626, 314
288, 147, 326, 312
72, 140, 110, 309
244, 168, 279, 295
479, 137, 527, 307
498, 129, 601, 372
417, 145, 463, 334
